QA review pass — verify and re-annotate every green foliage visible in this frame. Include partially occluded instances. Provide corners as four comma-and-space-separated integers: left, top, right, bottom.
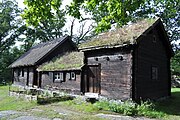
0, 0, 26, 83
67, 0, 179, 49
133, 0, 180, 47
171, 50, 180, 76
108, 100, 137, 116
64, 97, 165, 118
0, 47, 24, 83
93, 99, 110, 111
22, 0, 66, 42
37, 96, 74, 105
93, 99, 165, 118
0, 0, 22, 53
67, 0, 145, 33
22, 0, 63, 27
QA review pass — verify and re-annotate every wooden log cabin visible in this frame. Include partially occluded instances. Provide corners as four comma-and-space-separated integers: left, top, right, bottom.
9, 35, 77, 87
78, 18, 173, 101
10, 18, 173, 101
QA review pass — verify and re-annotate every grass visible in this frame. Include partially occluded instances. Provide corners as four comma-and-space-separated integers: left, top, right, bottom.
0, 85, 36, 111
60, 88, 180, 119
1, 85, 180, 120
154, 88, 180, 119
79, 18, 157, 49
38, 52, 84, 71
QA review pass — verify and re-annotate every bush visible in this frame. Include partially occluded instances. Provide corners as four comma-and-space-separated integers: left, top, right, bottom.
93, 99, 110, 110
93, 99, 165, 118
108, 100, 138, 116
37, 95, 74, 105
137, 101, 165, 118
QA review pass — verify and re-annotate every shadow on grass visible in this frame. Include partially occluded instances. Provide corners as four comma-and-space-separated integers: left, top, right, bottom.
155, 91, 180, 116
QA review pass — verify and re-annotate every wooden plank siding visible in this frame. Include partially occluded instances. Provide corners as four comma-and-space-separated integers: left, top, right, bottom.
13, 67, 34, 87
41, 71, 82, 94
133, 28, 170, 101
12, 38, 77, 87
84, 47, 133, 100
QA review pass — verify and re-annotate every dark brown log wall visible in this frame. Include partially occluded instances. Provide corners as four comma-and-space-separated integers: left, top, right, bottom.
12, 38, 77, 88
84, 48, 133, 100
13, 67, 34, 87
133, 27, 170, 100
41, 71, 81, 94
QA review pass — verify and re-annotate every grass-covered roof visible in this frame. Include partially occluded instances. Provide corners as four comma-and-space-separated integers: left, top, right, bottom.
37, 52, 84, 71
79, 18, 159, 50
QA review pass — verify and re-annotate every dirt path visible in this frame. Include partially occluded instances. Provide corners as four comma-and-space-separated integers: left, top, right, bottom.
0, 108, 157, 120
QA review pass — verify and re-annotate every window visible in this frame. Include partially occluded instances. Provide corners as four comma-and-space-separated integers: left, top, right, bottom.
66, 73, 71, 80
151, 66, 158, 80
54, 72, 64, 82
152, 35, 157, 43
70, 72, 76, 80
22, 68, 24, 77
18, 69, 21, 77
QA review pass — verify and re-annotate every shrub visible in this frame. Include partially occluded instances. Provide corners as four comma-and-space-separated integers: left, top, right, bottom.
37, 95, 74, 105
93, 99, 110, 111
108, 100, 138, 116
93, 99, 165, 118
137, 101, 165, 118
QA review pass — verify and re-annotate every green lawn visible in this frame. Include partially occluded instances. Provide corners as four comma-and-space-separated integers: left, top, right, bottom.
1, 85, 180, 119
154, 88, 180, 119
0, 85, 36, 111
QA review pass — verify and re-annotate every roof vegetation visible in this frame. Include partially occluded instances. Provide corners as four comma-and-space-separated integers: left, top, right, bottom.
79, 18, 158, 49
38, 52, 84, 71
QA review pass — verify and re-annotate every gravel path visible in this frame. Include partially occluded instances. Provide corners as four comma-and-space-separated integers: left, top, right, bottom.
11, 116, 50, 120
96, 113, 156, 120
0, 110, 157, 120
0, 110, 20, 118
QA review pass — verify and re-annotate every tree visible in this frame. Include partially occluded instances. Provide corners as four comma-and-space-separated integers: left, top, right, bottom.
0, 0, 27, 83
0, 0, 22, 53
67, 0, 146, 33
133, 0, 180, 48
66, 18, 94, 45
171, 50, 180, 77
21, 0, 66, 42
0, 47, 24, 83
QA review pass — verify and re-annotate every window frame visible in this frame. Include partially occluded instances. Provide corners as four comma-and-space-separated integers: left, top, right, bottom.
21, 68, 24, 77
53, 72, 64, 83
70, 72, 76, 81
151, 66, 158, 80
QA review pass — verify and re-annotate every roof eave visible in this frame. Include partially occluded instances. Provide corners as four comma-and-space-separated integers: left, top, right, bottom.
79, 43, 135, 52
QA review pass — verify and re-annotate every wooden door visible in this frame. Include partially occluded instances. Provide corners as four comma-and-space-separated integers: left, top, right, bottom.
87, 65, 101, 93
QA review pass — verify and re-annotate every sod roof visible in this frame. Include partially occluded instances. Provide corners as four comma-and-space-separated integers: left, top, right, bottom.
79, 18, 159, 50
37, 52, 84, 71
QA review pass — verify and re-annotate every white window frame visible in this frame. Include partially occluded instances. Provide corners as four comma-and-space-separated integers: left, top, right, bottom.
54, 72, 64, 82
71, 72, 76, 80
